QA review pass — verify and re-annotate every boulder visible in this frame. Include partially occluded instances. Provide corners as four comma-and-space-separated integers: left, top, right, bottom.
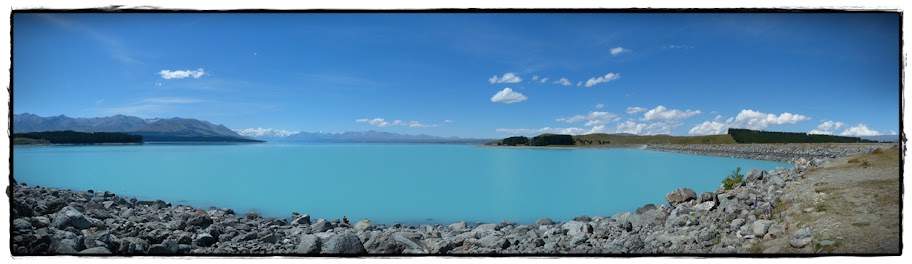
194, 233, 216, 247
665, 188, 697, 205
259, 234, 278, 244
730, 218, 746, 228
187, 214, 213, 228
475, 223, 498, 231
769, 175, 785, 188
292, 214, 311, 225
561, 221, 592, 237
692, 201, 716, 212
635, 204, 657, 215
354, 219, 375, 232
699, 192, 717, 203
477, 235, 510, 249
393, 233, 429, 253
312, 219, 333, 233
13, 218, 33, 231
767, 223, 786, 239
789, 228, 813, 248
296, 234, 322, 254
322, 233, 367, 254
449, 221, 469, 231
751, 220, 774, 236
78, 247, 112, 254
51, 206, 94, 230
536, 218, 555, 226
747, 169, 767, 183
573, 215, 592, 222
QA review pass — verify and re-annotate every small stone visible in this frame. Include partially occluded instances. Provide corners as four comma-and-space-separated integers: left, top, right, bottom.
820, 240, 835, 246
762, 245, 781, 254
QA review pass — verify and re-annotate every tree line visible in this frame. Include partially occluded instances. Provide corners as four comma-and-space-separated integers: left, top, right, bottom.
13, 131, 143, 144
727, 128, 875, 143
497, 134, 575, 146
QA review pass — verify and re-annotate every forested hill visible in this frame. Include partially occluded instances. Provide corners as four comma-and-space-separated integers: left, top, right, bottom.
727, 128, 876, 143
13, 131, 143, 144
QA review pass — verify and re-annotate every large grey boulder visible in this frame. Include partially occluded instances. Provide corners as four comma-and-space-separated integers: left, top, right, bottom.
393, 233, 429, 253
449, 221, 469, 231
78, 247, 112, 254
536, 218, 555, 226
789, 228, 814, 248
292, 214, 311, 225
52, 206, 94, 230
13, 218, 33, 231
354, 219, 375, 232
752, 220, 774, 236
477, 235, 510, 249
665, 188, 697, 205
194, 233, 216, 247
296, 234, 322, 254
312, 219, 333, 233
322, 233, 367, 254
561, 221, 592, 237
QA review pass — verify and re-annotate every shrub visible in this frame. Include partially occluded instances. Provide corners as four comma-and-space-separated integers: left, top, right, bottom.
722, 167, 744, 190
872, 148, 885, 154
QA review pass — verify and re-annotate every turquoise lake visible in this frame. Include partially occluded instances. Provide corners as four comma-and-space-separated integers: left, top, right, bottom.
13, 143, 790, 225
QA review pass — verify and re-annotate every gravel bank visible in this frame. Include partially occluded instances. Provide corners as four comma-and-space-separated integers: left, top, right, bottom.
645, 143, 896, 163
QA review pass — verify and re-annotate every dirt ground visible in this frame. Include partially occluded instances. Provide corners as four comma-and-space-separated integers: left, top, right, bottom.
756, 146, 901, 254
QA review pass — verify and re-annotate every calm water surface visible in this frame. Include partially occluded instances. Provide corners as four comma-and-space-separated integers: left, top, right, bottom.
13, 143, 790, 224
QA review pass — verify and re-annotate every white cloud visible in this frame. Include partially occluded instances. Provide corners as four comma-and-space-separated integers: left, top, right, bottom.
489, 72, 522, 84
554, 78, 572, 86
491, 88, 527, 104
614, 121, 675, 135
642, 105, 701, 122
595, 103, 605, 109
444, 120, 454, 123
532, 75, 539, 81
688, 121, 730, 135
495, 127, 591, 136
159, 68, 206, 79
890, 130, 897, 135
540, 77, 549, 83
734, 109, 810, 130
556, 111, 619, 127
577, 82, 582, 87
356, 118, 438, 128
584, 73, 620, 87
807, 121, 846, 135
626, 107, 646, 115
356, 118, 391, 127
610, 47, 629, 55
839, 124, 880, 136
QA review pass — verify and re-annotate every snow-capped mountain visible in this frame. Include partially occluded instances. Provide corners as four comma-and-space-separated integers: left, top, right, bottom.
234, 128, 301, 139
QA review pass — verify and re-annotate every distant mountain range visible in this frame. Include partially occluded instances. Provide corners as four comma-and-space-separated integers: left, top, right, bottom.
235, 128, 491, 143
13, 113, 261, 142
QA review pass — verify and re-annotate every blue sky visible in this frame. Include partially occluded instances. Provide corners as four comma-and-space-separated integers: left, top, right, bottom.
13, 13, 899, 138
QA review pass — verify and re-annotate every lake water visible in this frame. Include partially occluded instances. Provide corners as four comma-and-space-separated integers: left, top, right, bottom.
12, 143, 790, 225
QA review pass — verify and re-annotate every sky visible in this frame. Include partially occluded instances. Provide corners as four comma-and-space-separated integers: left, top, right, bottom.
12, 12, 900, 138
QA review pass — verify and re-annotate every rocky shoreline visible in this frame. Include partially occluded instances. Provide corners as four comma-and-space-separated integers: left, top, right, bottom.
645, 143, 895, 164
10, 143, 896, 255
